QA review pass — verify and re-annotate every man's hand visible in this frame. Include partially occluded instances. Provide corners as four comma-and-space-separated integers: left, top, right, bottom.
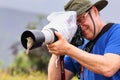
47, 31, 71, 55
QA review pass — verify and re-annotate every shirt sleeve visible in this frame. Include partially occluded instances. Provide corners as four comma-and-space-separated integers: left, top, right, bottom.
105, 25, 120, 55
64, 55, 80, 74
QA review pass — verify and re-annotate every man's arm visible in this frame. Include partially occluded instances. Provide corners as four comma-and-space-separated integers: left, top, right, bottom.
48, 54, 75, 80
66, 45, 120, 77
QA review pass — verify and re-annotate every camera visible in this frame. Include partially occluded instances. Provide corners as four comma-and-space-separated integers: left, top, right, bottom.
21, 11, 84, 50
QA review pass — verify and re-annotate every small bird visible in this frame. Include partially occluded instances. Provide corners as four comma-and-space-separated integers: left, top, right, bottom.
26, 37, 34, 54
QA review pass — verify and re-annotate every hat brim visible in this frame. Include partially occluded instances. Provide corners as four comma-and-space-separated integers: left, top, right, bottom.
94, 0, 108, 11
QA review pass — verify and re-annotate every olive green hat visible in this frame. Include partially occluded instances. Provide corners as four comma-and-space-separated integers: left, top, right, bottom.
64, 0, 108, 15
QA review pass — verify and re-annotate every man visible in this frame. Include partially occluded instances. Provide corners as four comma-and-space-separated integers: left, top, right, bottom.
47, 0, 120, 80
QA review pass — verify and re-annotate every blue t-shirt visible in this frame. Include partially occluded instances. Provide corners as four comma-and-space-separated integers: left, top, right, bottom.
64, 23, 120, 80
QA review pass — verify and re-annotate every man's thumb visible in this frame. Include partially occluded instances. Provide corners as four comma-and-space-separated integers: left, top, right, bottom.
54, 31, 63, 40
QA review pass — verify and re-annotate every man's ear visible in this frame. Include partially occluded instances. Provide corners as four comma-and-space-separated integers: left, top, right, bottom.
91, 6, 99, 16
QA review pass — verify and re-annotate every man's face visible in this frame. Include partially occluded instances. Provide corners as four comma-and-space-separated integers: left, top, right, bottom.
77, 8, 96, 40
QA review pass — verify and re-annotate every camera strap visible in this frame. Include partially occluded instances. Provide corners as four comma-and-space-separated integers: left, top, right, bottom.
84, 23, 114, 52
78, 23, 114, 80
60, 56, 65, 80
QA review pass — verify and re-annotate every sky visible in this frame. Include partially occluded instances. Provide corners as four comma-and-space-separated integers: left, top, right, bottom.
0, 0, 119, 22
0, 0, 120, 67
0, 0, 66, 14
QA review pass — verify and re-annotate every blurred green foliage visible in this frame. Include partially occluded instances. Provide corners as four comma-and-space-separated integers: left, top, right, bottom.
9, 47, 51, 75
